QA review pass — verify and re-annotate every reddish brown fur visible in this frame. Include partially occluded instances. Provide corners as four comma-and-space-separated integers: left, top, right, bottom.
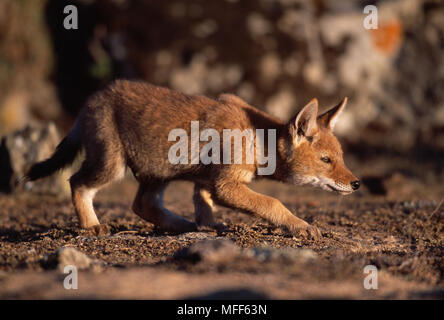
28, 80, 359, 239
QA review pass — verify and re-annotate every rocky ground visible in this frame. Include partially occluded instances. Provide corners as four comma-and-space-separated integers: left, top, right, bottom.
0, 175, 443, 299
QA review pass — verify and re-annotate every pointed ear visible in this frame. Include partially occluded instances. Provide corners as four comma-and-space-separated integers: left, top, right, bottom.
290, 98, 319, 144
318, 97, 347, 131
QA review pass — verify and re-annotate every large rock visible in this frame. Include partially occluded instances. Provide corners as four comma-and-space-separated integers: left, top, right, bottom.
0, 122, 71, 197
94, 0, 443, 156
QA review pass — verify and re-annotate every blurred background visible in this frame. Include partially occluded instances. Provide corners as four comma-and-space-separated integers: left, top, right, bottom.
0, 0, 443, 196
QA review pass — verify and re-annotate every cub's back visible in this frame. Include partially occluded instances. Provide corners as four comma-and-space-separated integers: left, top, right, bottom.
101, 80, 248, 179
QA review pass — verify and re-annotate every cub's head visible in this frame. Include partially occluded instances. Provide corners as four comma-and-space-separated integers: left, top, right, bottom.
278, 98, 360, 195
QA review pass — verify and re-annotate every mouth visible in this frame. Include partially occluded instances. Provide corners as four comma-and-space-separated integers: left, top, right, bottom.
327, 184, 353, 195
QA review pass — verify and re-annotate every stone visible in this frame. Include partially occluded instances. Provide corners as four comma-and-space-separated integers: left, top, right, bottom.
174, 239, 241, 264
0, 123, 71, 196
244, 247, 317, 263
41, 247, 104, 272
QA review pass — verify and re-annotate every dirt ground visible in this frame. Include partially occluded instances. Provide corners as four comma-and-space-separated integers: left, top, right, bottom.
0, 173, 443, 299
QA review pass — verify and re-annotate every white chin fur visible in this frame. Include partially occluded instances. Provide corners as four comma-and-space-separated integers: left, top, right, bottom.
292, 175, 353, 195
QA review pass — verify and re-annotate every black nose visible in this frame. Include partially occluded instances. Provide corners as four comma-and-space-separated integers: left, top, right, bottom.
351, 180, 360, 190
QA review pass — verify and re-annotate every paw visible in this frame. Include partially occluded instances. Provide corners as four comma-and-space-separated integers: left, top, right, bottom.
86, 224, 111, 237
289, 224, 321, 240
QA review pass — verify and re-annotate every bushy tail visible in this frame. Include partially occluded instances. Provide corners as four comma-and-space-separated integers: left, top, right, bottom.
25, 122, 82, 181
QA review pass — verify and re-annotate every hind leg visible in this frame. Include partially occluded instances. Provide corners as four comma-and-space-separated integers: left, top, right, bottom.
69, 149, 125, 233
132, 181, 197, 233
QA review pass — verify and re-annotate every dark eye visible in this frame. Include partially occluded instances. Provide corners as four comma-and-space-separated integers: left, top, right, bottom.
321, 156, 332, 164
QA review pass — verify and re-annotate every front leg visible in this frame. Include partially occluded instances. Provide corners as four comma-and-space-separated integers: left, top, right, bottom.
214, 180, 321, 240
